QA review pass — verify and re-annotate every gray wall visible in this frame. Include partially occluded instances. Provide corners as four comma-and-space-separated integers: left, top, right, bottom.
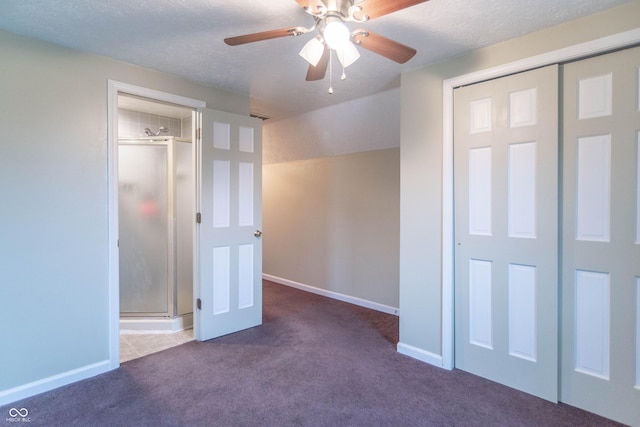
263, 148, 400, 309
0, 29, 248, 398
399, 2, 640, 359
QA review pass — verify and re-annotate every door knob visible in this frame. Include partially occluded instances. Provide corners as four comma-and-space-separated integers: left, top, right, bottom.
254, 230, 263, 238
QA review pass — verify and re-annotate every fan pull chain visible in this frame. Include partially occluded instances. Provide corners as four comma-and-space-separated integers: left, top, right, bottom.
328, 50, 334, 94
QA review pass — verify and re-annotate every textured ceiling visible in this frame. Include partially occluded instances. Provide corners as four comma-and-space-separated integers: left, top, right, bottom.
0, 0, 633, 119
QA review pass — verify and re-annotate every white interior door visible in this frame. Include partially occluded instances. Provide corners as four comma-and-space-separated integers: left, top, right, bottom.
561, 45, 640, 425
454, 65, 559, 402
195, 108, 262, 341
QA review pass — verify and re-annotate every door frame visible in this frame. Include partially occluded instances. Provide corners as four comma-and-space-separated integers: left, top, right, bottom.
439, 28, 640, 371
106, 80, 205, 368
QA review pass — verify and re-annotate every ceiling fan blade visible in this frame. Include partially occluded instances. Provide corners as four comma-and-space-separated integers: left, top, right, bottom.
352, 29, 416, 64
294, 0, 326, 14
353, 0, 429, 21
306, 45, 330, 81
224, 27, 303, 46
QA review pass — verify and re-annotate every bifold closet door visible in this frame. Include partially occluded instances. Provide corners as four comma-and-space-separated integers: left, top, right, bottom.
454, 65, 559, 402
561, 45, 640, 425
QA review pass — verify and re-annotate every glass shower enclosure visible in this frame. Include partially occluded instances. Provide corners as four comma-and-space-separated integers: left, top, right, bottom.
118, 137, 193, 318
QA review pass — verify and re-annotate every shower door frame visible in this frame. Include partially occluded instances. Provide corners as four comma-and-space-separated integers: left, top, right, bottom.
118, 137, 177, 318
107, 80, 205, 369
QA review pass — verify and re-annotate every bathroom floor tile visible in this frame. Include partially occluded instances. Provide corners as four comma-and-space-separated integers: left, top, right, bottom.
119, 329, 194, 363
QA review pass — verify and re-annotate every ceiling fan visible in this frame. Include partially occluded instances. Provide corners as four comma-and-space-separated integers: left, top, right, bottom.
224, 0, 428, 88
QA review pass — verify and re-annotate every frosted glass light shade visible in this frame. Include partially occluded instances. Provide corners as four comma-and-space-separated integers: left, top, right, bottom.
323, 19, 350, 51
336, 41, 360, 68
299, 37, 325, 66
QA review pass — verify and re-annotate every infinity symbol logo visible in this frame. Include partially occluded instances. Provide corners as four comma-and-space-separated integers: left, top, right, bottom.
8, 408, 28, 417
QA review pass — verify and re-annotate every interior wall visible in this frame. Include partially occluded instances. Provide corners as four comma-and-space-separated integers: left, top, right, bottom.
262, 89, 401, 311
0, 29, 248, 403
263, 89, 400, 164
399, 2, 640, 362
263, 148, 400, 310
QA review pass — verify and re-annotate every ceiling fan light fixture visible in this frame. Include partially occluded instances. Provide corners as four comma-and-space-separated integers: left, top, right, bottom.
299, 36, 325, 66
323, 17, 350, 51
224, 0, 426, 85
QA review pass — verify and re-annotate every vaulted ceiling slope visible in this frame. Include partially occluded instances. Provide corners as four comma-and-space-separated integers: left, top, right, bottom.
0, 0, 633, 120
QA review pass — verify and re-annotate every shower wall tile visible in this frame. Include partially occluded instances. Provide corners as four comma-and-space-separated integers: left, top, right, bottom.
170, 118, 182, 136
118, 108, 183, 138
159, 116, 170, 130
181, 116, 192, 139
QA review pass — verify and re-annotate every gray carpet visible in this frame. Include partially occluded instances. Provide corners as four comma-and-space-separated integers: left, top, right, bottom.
1, 280, 622, 426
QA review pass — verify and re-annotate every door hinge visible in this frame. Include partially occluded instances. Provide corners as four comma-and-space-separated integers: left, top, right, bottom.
196, 212, 202, 224
197, 298, 202, 310
196, 128, 201, 140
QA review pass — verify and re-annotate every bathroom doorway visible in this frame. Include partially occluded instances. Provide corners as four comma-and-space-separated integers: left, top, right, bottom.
117, 94, 196, 362
107, 81, 263, 367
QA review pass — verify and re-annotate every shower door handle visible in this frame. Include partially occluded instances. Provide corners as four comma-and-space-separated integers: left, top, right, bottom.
254, 230, 263, 238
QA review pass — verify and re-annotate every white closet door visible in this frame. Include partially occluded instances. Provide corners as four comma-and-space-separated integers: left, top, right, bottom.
454, 65, 559, 402
561, 45, 640, 425
196, 108, 263, 341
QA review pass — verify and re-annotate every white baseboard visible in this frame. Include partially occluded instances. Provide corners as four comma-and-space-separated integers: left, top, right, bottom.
263, 274, 399, 316
0, 360, 113, 406
397, 342, 449, 369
